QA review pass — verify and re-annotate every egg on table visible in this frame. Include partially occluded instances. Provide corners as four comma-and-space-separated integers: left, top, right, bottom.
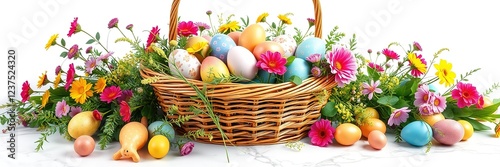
168, 49, 201, 80
210, 34, 236, 63
227, 46, 258, 81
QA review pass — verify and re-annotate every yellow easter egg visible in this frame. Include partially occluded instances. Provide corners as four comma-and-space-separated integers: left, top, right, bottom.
68, 111, 101, 139
200, 56, 231, 83
238, 24, 266, 52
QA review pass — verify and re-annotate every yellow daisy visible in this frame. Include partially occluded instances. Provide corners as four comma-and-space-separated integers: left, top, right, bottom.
407, 53, 427, 77
434, 59, 456, 87
256, 13, 269, 23
37, 71, 48, 88
186, 41, 208, 55
45, 34, 58, 50
278, 14, 292, 25
94, 77, 106, 93
218, 21, 240, 34
70, 78, 93, 104
53, 72, 62, 89
40, 90, 50, 108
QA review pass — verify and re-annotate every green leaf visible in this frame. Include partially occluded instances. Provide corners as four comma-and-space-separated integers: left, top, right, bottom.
410, 78, 421, 94
450, 104, 473, 117
393, 99, 409, 109
271, 22, 276, 28
395, 80, 413, 97
493, 98, 500, 104
470, 102, 500, 118
460, 117, 491, 131
366, 67, 380, 81
321, 102, 337, 117
442, 107, 454, 119
377, 96, 399, 106
60, 51, 68, 58
96, 32, 100, 41
86, 39, 95, 44
50, 87, 70, 97
290, 75, 302, 85
285, 56, 295, 66
61, 38, 66, 47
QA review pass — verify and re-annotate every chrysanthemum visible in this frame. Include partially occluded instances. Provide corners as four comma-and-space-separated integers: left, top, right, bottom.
100, 86, 122, 103
434, 59, 456, 87
255, 51, 287, 75
69, 78, 93, 104
94, 77, 106, 93
146, 26, 160, 49
108, 18, 118, 29
218, 21, 240, 34
382, 48, 399, 60
362, 80, 383, 100
256, 13, 269, 23
278, 14, 292, 25
388, 107, 411, 126
326, 47, 357, 87
21, 81, 33, 103
311, 66, 322, 78
37, 71, 48, 88
67, 44, 79, 59
306, 53, 321, 63
407, 53, 427, 77
67, 17, 80, 37
368, 62, 384, 72
40, 90, 50, 108
55, 100, 70, 118
120, 101, 131, 123
97, 51, 114, 62
308, 119, 335, 147
414, 84, 431, 107
45, 34, 58, 50
177, 21, 198, 37
64, 63, 76, 90
53, 72, 61, 89
85, 57, 100, 74
451, 82, 480, 108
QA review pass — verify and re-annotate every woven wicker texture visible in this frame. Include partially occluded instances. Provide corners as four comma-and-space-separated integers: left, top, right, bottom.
142, 0, 336, 145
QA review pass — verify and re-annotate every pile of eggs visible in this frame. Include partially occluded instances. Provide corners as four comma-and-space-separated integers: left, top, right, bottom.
168, 23, 326, 83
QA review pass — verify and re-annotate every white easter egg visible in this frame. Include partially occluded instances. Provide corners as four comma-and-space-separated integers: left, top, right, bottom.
168, 49, 201, 80
227, 46, 258, 81
272, 34, 297, 58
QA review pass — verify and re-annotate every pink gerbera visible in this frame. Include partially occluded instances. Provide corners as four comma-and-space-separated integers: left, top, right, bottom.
382, 48, 399, 60
67, 44, 79, 59
64, 63, 76, 90
451, 82, 480, 108
108, 18, 118, 29
362, 80, 383, 100
388, 107, 411, 126
255, 51, 287, 75
177, 21, 198, 37
413, 41, 422, 51
146, 26, 160, 49
308, 119, 335, 147
418, 104, 434, 116
67, 17, 80, 37
100, 86, 122, 103
21, 81, 33, 103
306, 53, 321, 63
414, 84, 431, 107
476, 95, 485, 109
429, 93, 447, 113
326, 47, 357, 87
368, 62, 384, 72
120, 101, 131, 123
194, 22, 210, 31
55, 100, 70, 118
97, 51, 114, 62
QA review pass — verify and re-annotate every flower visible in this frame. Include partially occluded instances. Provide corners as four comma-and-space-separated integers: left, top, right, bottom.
414, 84, 431, 107
278, 14, 292, 25
177, 21, 198, 37
40, 90, 50, 108
53, 72, 62, 89
85, 46, 93, 54
362, 80, 383, 100
407, 53, 427, 77
388, 107, 411, 126
37, 71, 48, 88
306, 53, 321, 63
418, 104, 434, 115
69, 78, 94, 104
146, 26, 160, 49
179, 141, 195, 156
126, 24, 133, 30
218, 21, 240, 34
117, 89, 133, 103
64, 63, 76, 90
85, 57, 100, 74
195, 22, 210, 32
55, 100, 70, 118
21, 81, 32, 103
368, 62, 384, 72
326, 47, 357, 87
67, 44, 79, 59
413, 41, 422, 51
97, 51, 114, 62
94, 78, 106, 93
434, 59, 456, 87
100, 86, 122, 103
67, 17, 80, 37
256, 13, 269, 23
55, 65, 62, 75
255, 51, 287, 75
45, 34, 58, 50
451, 82, 480, 108
311, 66, 322, 78
119, 101, 131, 123
308, 119, 335, 147
108, 18, 118, 29
92, 110, 102, 121
69, 106, 82, 117
307, 18, 315, 27
206, 10, 212, 15
186, 42, 208, 54
382, 48, 399, 60
476, 95, 485, 109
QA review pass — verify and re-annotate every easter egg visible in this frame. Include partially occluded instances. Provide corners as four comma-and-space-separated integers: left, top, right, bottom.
168, 49, 201, 80
202, 35, 212, 42
355, 107, 380, 121
359, 118, 386, 138
200, 56, 231, 83
186, 36, 210, 62
68, 111, 101, 139
252, 69, 276, 83
74, 135, 95, 157
283, 58, 311, 82
368, 130, 387, 150
252, 41, 285, 60
295, 37, 326, 60
457, 120, 474, 141
433, 119, 465, 145
401, 121, 432, 147
227, 31, 241, 45
147, 121, 176, 142
148, 135, 170, 159
238, 24, 266, 52
334, 123, 362, 146
421, 113, 445, 126
210, 34, 236, 63
227, 46, 258, 81
272, 34, 297, 58
428, 84, 439, 93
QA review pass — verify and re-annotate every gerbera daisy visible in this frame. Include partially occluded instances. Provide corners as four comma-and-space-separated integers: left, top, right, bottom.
53, 72, 61, 89
451, 82, 480, 108
430, 93, 447, 113
85, 57, 100, 74
382, 48, 399, 60
388, 107, 411, 126
326, 47, 357, 87
407, 53, 427, 77
194, 22, 210, 32
177, 21, 198, 37
418, 104, 433, 116
120, 101, 131, 122
434, 59, 456, 87
311, 66, 322, 78
97, 51, 114, 62
308, 119, 335, 147
256, 13, 269, 23
40, 90, 50, 109
218, 21, 240, 34
69, 78, 93, 104
362, 80, 383, 100
45, 34, 58, 50
55, 100, 70, 118
278, 14, 292, 25
414, 84, 431, 107
21, 81, 33, 103
67, 17, 80, 37
146, 26, 160, 49
37, 71, 48, 88
255, 51, 287, 75
64, 63, 76, 90
476, 95, 485, 109
67, 44, 79, 59
100, 86, 122, 103
306, 53, 321, 63
94, 77, 106, 93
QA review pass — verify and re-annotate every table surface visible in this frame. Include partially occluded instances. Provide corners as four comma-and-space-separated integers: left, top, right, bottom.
1, 122, 499, 167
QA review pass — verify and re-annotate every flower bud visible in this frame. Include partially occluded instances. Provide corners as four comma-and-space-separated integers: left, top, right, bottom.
206, 10, 212, 15
367, 49, 372, 54
126, 24, 133, 30
169, 40, 178, 46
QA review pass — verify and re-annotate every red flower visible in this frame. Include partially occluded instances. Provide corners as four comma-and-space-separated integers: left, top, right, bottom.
308, 119, 335, 147
451, 82, 481, 108
476, 95, 485, 109
64, 63, 76, 90
119, 101, 131, 123
100, 86, 122, 103
382, 48, 399, 60
146, 26, 160, 49
67, 17, 80, 37
368, 62, 384, 72
92, 110, 102, 121
255, 51, 287, 75
177, 21, 198, 37
21, 81, 33, 103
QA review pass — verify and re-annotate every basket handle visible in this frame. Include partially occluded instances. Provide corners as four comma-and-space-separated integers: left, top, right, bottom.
168, 0, 323, 41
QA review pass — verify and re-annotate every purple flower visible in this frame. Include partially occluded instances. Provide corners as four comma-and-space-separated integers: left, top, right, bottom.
67, 44, 79, 59
55, 100, 70, 118
306, 53, 321, 63
206, 10, 212, 15
362, 80, 383, 100
126, 24, 133, 30
98, 51, 114, 62
55, 65, 62, 75
388, 107, 411, 126
69, 106, 82, 117
311, 66, 322, 78
86, 46, 93, 54
307, 18, 315, 27
117, 89, 133, 103
180, 142, 195, 156
368, 62, 384, 72
194, 22, 210, 31
85, 57, 100, 74
108, 18, 118, 29
413, 41, 422, 51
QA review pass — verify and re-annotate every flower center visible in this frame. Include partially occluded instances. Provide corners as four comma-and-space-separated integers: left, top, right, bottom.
108, 92, 116, 98
78, 86, 85, 94
268, 61, 276, 68
443, 69, 448, 76
423, 94, 429, 102
463, 92, 470, 98
394, 111, 401, 118
319, 131, 326, 138
434, 99, 440, 106
335, 61, 342, 70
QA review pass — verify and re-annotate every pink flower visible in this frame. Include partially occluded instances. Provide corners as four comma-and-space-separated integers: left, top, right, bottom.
311, 66, 322, 78
382, 48, 399, 60
55, 65, 62, 75
85, 46, 93, 54
21, 81, 32, 103
126, 24, 133, 30
326, 47, 357, 87
85, 57, 100, 74
307, 18, 315, 27
308, 119, 335, 147
67, 44, 79, 59
362, 80, 383, 100
429, 94, 447, 113
179, 141, 195, 156
100, 86, 122, 103
177, 21, 198, 37
64, 63, 75, 90
306, 53, 321, 63
418, 104, 434, 116
414, 84, 431, 107
146, 26, 160, 49
69, 106, 82, 117
414, 41, 422, 51
67, 17, 79, 37
388, 107, 411, 126
97, 51, 114, 62
120, 101, 131, 123
451, 82, 480, 108
256, 51, 287, 75
55, 100, 70, 118
117, 89, 133, 103
476, 95, 485, 109
108, 18, 118, 29
92, 110, 102, 121
368, 62, 384, 72
194, 22, 210, 31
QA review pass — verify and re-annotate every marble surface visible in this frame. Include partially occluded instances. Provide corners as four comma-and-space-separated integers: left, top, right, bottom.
1, 123, 499, 167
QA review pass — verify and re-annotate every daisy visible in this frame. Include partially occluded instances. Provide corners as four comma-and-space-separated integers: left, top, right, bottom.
407, 53, 427, 77
451, 82, 480, 108
326, 47, 357, 87
362, 80, 383, 100
388, 107, 411, 126
308, 119, 335, 147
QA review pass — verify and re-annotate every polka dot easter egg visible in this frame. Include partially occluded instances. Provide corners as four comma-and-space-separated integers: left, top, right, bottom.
210, 34, 236, 63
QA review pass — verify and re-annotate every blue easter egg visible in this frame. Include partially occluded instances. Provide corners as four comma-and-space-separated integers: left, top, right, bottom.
284, 58, 311, 82
401, 121, 433, 147
295, 37, 326, 60
147, 121, 176, 142
252, 69, 277, 83
428, 84, 439, 93
210, 34, 236, 63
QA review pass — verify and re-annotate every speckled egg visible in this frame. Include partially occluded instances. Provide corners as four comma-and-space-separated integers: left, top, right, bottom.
272, 34, 297, 58
283, 58, 311, 82
227, 46, 258, 81
210, 34, 236, 63
295, 37, 326, 60
168, 49, 201, 80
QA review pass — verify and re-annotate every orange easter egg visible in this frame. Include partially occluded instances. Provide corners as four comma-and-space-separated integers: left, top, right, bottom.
227, 31, 241, 45
252, 41, 285, 60
238, 24, 266, 52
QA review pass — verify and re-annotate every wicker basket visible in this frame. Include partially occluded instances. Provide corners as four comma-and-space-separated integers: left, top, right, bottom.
140, 0, 336, 145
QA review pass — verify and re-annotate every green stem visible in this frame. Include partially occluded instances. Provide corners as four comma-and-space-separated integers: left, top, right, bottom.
82, 30, 109, 53
116, 27, 128, 39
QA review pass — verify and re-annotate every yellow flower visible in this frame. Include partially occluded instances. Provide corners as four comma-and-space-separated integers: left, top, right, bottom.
495, 124, 500, 138
186, 41, 208, 54
218, 21, 240, 34
95, 77, 106, 93
40, 90, 50, 108
434, 59, 456, 87
256, 13, 269, 23
37, 71, 48, 88
278, 14, 292, 25
45, 34, 58, 50
408, 53, 427, 75
53, 72, 62, 89
70, 78, 94, 104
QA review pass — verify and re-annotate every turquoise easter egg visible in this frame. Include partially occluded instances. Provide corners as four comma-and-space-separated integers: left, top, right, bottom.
147, 121, 176, 142
429, 84, 439, 93
210, 34, 236, 63
401, 121, 432, 147
295, 37, 326, 60
284, 58, 311, 82
252, 69, 277, 83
